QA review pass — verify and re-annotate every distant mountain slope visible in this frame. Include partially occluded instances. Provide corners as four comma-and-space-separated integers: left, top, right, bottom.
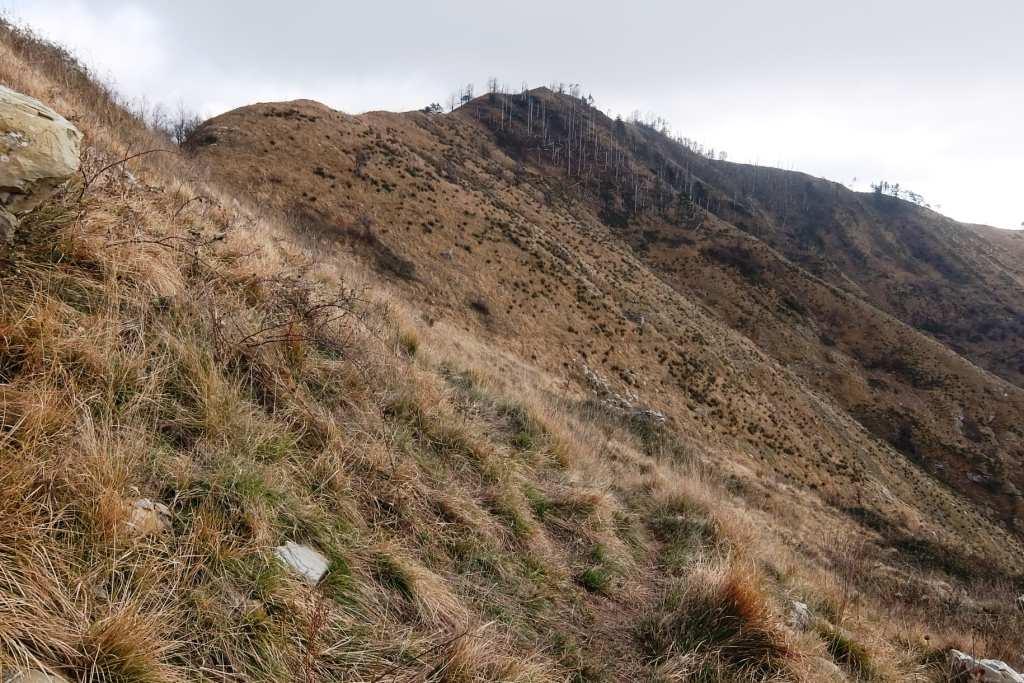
187, 93, 1024, 565
638, 138, 1024, 388
458, 89, 1024, 528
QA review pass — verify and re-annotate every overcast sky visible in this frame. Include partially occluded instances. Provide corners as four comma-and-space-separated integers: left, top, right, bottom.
4, 0, 1022, 228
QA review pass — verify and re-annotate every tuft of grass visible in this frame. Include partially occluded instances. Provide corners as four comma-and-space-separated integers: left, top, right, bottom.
576, 565, 614, 595
397, 328, 419, 356
320, 549, 353, 603
522, 484, 551, 519
575, 544, 619, 595
637, 562, 792, 681
79, 603, 181, 683
497, 401, 547, 453
373, 552, 415, 601
817, 622, 877, 680
647, 490, 726, 573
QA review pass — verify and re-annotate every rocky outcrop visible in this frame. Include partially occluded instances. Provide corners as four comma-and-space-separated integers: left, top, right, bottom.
949, 650, 1024, 682
578, 360, 666, 426
0, 86, 82, 243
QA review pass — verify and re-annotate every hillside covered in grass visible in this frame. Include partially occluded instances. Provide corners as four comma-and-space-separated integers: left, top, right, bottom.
2, 19, 1023, 683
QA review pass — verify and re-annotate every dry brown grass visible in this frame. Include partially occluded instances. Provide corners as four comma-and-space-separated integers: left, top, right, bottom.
3, 15, 1024, 683
637, 560, 795, 681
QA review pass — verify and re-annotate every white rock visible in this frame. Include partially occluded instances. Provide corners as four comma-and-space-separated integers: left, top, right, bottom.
1016, 594, 1024, 612
126, 498, 172, 537
0, 86, 82, 242
949, 649, 1024, 682
274, 541, 329, 585
789, 600, 813, 631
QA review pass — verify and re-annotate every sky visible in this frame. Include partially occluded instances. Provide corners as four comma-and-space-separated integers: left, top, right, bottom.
4, 0, 1022, 229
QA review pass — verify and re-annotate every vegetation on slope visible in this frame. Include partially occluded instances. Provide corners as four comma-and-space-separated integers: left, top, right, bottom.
2, 18, 1023, 683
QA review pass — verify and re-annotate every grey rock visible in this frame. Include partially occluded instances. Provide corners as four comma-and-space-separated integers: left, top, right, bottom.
0, 86, 82, 242
126, 498, 172, 537
0, 207, 16, 244
949, 649, 1024, 682
789, 600, 813, 631
578, 360, 664, 425
274, 541, 329, 585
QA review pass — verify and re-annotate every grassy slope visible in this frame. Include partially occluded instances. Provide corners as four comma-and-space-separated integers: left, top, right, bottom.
189, 94, 1024, 567
1, 21, 1022, 683
456, 90, 1024, 532
633, 127, 1024, 389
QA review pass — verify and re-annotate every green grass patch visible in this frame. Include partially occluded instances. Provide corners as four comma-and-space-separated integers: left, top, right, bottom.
575, 544, 618, 595
817, 622, 877, 680
522, 484, 552, 519
373, 554, 414, 600
576, 565, 614, 594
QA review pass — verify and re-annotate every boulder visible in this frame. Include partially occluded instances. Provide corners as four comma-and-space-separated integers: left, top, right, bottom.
0, 85, 82, 242
274, 541, 329, 585
949, 649, 1024, 682
126, 498, 173, 537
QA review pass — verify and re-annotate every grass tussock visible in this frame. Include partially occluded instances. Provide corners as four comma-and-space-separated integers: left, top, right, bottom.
638, 561, 795, 682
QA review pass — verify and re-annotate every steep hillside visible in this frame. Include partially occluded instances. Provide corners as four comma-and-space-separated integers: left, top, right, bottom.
455, 89, 1024, 530
188, 91, 1024, 547
641, 141, 1024, 388
4, 19, 1024, 683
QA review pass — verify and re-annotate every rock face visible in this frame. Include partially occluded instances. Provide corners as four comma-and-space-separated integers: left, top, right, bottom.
274, 541, 329, 585
0, 85, 82, 242
126, 498, 173, 537
949, 649, 1024, 682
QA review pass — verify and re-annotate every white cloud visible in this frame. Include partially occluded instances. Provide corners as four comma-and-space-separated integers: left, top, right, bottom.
9, 1, 167, 102
4, 0, 1021, 228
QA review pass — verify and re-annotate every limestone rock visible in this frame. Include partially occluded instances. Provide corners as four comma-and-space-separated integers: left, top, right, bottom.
789, 600, 813, 631
126, 498, 173, 537
0, 85, 82, 242
274, 541, 329, 585
949, 649, 1024, 682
